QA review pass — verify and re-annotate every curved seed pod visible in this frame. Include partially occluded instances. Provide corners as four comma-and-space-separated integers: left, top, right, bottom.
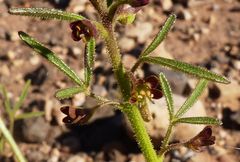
139, 99, 152, 122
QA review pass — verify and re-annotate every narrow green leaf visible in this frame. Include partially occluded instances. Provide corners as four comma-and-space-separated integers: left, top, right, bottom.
174, 117, 222, 125
9, 8, 85, 21
0, 85, 12, 116
18, 31, 85, 87
55, 86, 85, 100
15, 111, 44, 120
0, 118, 26, 162
85, 38, 95, 86
140, 14, 176, 57
0, 136, 4, 153
142, 56, 230, 84
13, 80, 31, 113
175, 79, 208, 118
159, 73, 174, 119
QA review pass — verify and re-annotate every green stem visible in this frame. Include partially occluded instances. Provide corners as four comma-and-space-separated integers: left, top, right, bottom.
102, 26, 131, 101
95, 2, 159, 161
0, 117, 26, 162
99, 16, 158, 162
131, 58, 143, 73
159, 124, 173, 156
122, 104, 159, 162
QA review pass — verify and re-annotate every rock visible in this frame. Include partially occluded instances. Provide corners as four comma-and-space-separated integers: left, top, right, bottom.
126, 22, 153, 43
66, 154, 93, 162
73, 92, 86, 107
232, 60, 240, 70
102, 142, 127, 162
0, 64, 10, 76
182, 10, 193, 20
150, 42, 173, 59
173, 5, 192, 20
189, 152, 217, 162
217, 81, 240, 111
68, 0, 88, 13
24, 64, 48, 86
149, 66, 188, 95
122, 54, 137, 69
92, 85, 108, 97
22, 117, 51, 143
124, 94, 206, 147
82, 97, 115, 123
7, 50, 16, 60
119, 37, 135, 51
61, 135, 82, 153
128, 153, 145, 162
161, 0, 173, 12
8, 31, 19, 41
29, 55, 40, 65
231, 110, 240, 125
48, 148, 60, 162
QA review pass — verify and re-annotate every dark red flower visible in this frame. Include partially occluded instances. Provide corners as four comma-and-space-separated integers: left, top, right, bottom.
70, 20, 97, 42
60, 106, 94, 125
130, 75, 163, 103
184, 126, 216, 152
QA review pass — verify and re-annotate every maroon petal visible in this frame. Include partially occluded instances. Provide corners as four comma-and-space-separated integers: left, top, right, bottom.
62, 116, 74, 124
130, 96, 138, 103
71, 30, 82, 41
145, 75, 159, 88
131, 0, 149, 7
70, 21, 81, 30
150, 88, 163, 99
81, 20, 98, 39
198, 126, 213, 139
60, 106, 70, 115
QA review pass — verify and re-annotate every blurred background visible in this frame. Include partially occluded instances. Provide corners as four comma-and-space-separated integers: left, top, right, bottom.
0, 0, 240, 161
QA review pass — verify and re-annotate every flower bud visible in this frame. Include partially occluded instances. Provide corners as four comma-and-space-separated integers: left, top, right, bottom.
116, 7, 139, 25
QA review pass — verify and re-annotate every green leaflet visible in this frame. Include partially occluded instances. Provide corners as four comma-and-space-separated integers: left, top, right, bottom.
0, 118, 26, 162
55, 86, 85, 100
175, 79, 208, 118
15, 111, 44, 120
9, 8, 85, 21
174, 117, 222, 125
0, 85, 11, 116
13, 80, 31, 113
18, 31, 85, 87
85, 38, 96, 86
140, 14, 176, 57
142, 56, 230, 84
159, 73, 174, 120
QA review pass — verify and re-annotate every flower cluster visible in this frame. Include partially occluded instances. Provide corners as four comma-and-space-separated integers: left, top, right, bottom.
130, 75, 162, 121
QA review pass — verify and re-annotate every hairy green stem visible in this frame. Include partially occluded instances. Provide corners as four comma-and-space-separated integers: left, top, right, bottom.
0, 117, 26, 162
102, 26, 131, 100
98, 13, 158, 162
159, 124, 173, 156
131, 58, 143, 73
122, 104, 159, 162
